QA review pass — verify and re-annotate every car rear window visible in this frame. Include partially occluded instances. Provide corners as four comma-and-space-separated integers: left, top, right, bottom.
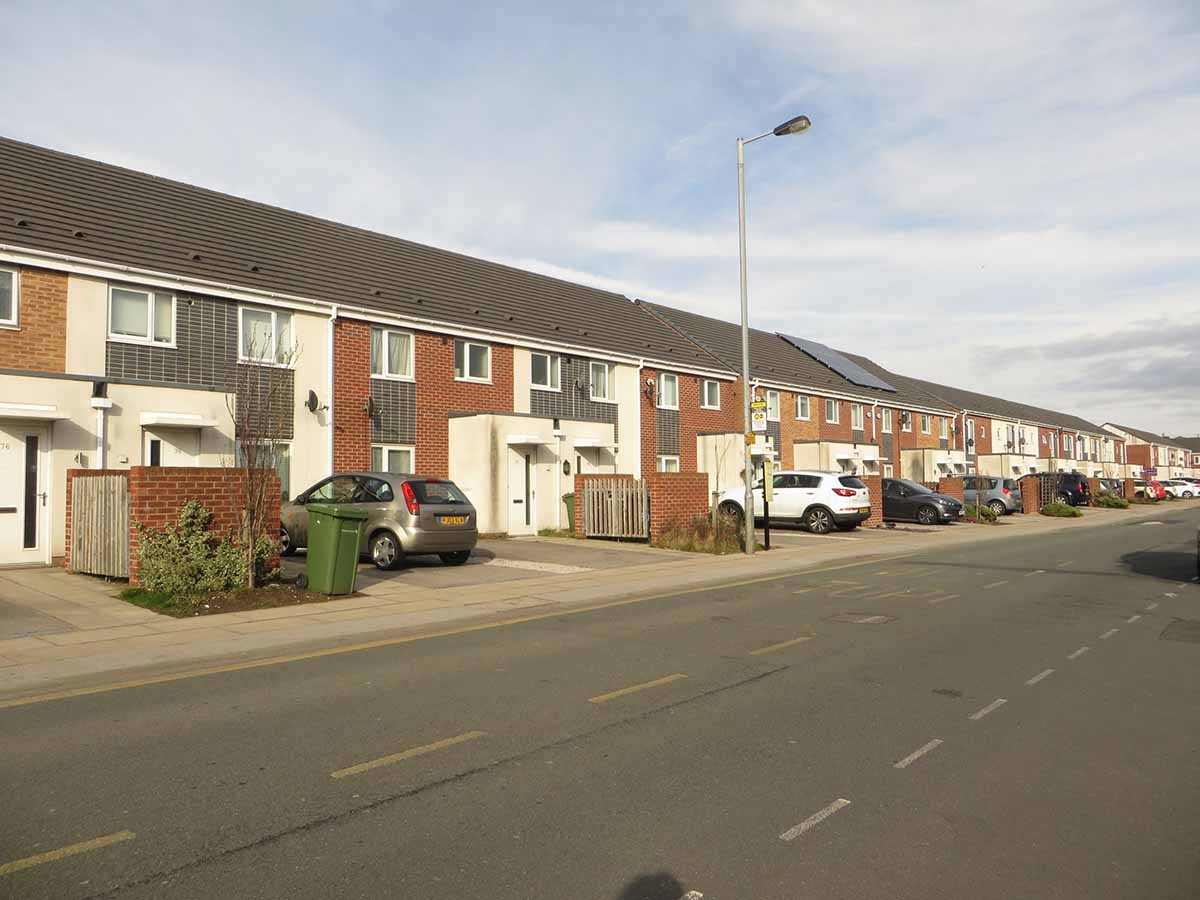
1003, 479, 1016, 490
407, 480, 469, 504
838, 476, 866, 489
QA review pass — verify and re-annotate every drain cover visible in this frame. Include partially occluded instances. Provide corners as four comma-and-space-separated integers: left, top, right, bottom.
1160, 619, 1200, 643
828, 613, 896, 625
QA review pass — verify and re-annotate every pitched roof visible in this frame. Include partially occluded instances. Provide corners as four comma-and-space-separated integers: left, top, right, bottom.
1105, 423, 1188, 448
0, 136, 726, 373
901, 376, 1107, 435
1171, 435, 1200, 451
639, 301, 955, 412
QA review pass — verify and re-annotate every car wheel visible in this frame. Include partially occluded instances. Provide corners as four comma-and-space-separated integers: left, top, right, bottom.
916, 505, 939, 526
439, 550, 471, 566
1056, 493, 1071, 505
805, 507, 833, 535
988, 500, 1006, 517
1184, 491, 1194, 499
279, 526, 296, 556
370, 531, 404, 571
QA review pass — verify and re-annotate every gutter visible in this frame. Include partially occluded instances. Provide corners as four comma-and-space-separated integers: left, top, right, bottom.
327, 304, 338, 476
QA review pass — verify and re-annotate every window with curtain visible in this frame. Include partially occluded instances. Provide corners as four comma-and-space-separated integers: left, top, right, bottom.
371, 327, 413, 378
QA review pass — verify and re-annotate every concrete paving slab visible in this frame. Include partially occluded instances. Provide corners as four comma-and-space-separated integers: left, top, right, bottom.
0, 598, 71, 639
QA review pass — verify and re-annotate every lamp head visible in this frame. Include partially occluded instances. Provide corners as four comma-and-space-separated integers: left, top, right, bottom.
773, 115, 812, 137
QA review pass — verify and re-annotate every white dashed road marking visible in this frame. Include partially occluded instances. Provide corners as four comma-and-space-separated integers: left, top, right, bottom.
1164, 592, 1179, 598
780, 799, 852, 842
1127, 614, 1142, 623
1100, 628, 1119, 640
1025, 570, 1046, 577
929, 593, 959, 605
982, 580, 1008, 590
969, 699, 1007, 721
1057, 560, 1075, 568
1067, 646, 1091, 660
1147, 602, 1159, 611
1026, 668, 1055, 685
894, 739, 943, 769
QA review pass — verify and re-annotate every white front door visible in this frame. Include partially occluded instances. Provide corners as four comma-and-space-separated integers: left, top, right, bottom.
507, 446, 537, 535
0, 423, 50, 565
143, 428, 199, 467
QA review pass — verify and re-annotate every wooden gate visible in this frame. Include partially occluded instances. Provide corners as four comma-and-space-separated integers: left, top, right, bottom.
71, 474, 129, 577
581, 477, 649, 539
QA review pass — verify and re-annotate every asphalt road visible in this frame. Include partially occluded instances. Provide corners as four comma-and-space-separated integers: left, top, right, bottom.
3, 508, 1199, 900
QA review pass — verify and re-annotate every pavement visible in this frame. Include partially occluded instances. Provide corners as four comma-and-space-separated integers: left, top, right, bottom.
0, 502, 1192, 700
0, 502, 1197, 898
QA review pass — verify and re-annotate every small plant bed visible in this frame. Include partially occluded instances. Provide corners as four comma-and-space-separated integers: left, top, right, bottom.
120, 583, 333, 617
537, 528, 581, 539
1040, 502, 1082, 518
963, 503, 999, 524
1092, 493, 1130, 509
653, 516, 749, 554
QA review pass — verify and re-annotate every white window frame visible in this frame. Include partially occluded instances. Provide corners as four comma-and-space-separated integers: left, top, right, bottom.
825, 398, 839, 424
370, 326, 415, 381
701, 379, 720, 410
1063, 434, 1073, 456
881, 408, 893, 433
901, 411, 913, 433
883, 463, 894, 478
371, 443, 416, 475
656, 455, 680, 473
108, 285, 177, 348
589, 361, 615, 403
237, 305, 293, 365
939, 416, 949, 440
966, 418, 975, 446
454, 339, 492, 383
530, 351, 560, 391
850, 403, 864, 430
0, 266, 17, 327
658, 372, 679, 410
766, 389, 780, 422
796, 395, 810, 420
920, 414, 932, 434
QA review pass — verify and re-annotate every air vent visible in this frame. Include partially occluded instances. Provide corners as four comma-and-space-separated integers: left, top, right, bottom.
14, 217, 29, 227
189, 251, 202, 261
247, 263, 261, 273
72, 229, 85, 238
371, 288, 382, 296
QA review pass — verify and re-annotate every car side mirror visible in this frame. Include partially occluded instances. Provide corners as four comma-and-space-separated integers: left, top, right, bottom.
295, 495, 307, 505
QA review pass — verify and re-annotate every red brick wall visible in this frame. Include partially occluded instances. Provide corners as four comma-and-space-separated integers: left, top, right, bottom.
333, 319, 372, 471
1126, 444, 1152, 469
0, 267, 67, 372
971, 414, 993, 457
640, 366, 658, 477
861, 474, 883, 526
897, 411, 944, 450
1037, 427, 1057, 458
1021, 477, 1042, 514
62, 469, 128, 569
1087, 477, 1103, 500
1123, 478, 1136, 499
646, 471, 710, 540
781, 392, 821, 468
681, 375, 737, 473
937, 476, 965, 503
818, 398, 853, 442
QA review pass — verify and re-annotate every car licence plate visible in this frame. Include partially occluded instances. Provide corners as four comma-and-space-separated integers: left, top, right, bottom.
440, 515, 467, 525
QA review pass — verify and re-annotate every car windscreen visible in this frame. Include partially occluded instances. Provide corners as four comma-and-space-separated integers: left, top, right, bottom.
838, 476, 866, 489
897, 479, 932, 494
408, 480, 470, 504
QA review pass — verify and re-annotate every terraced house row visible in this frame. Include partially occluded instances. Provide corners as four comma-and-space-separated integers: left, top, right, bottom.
0, 137, 1185, 565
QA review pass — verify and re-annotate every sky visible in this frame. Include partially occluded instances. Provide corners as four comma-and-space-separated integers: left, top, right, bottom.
2, 0, 1198, 436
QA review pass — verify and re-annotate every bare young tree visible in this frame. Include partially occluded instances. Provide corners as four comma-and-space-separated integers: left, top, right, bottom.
226, 320, 299, 589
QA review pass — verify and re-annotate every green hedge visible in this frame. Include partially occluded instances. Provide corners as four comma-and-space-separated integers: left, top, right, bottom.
1040, 502, 1082, 518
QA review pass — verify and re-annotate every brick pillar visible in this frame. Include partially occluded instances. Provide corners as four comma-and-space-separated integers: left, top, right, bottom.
573, 474, 584, 537
1088, 477, 1102, 499
937, 476, 965, 503
1022, 478, 1041, 514
862, 474, 883, 526
1123, 478, 1136, 500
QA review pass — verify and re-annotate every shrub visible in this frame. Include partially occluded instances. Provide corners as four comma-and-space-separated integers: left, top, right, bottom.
1040, 502, 1082, 518
653, 515, 746, 554
1093, 493, 1130, 509
964, 503, 998, 524
136, 500, 275, 607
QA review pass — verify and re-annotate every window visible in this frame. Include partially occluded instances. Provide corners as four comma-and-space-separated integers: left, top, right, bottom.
454, 339, 491, 381
658, 373, 679, 409
825, 398, 839, 424
530, 352, 560, 390
883, 463, 894, 478
589, 361, 614, 401
901, 412, 912, 432
920, 414, 932, 434
239, 306, 292, 363
850, 403, 864, 430
370, 327, 414, 379
939, 417, 949, 440
371, 444, 414, 475
657, 455, 680, 473
881, 408, 893, 433
109, 286, 175, 345
235, 441, 291, 500
966, 418, 975, 446
796, 395, 810, 420
701, 380, 720, 409
766, 390, 780, 421
0, 267, 16, 326
1063, 434, 1073, 455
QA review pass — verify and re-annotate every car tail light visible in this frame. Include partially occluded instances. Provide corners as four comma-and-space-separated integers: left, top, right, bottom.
401, 481, 420, 515
1002, 487, 1011, 495
832, 488, 857, 497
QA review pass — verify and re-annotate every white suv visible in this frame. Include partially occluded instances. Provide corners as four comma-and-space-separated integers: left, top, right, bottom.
717, 470, 872, 534
1161, 480, 1196, 499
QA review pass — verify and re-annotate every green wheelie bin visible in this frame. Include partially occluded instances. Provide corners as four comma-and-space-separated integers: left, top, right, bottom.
303, 503, 368, 595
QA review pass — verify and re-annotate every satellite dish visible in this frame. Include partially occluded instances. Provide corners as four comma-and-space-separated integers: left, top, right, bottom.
306, 390, 320, 413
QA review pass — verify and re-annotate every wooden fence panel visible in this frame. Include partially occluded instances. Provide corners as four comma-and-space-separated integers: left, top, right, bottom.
71, 475, 129, 577
581, 478, 648, 539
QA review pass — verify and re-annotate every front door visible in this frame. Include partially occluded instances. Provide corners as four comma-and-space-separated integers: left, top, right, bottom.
144, 428, 199, 467
0, 423, 50, 565
507, 446, 536, 535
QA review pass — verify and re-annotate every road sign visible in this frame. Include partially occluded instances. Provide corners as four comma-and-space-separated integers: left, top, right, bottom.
751, 400, 768, 433
1144, 467, 1157, 477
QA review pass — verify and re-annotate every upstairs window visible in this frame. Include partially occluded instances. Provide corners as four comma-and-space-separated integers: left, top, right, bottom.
110, 286, 175, 346
901, 411, 913, 432
370, 327, 413, 379
454, 339, 491, 381
531, 352, 560, 390
796, 395, 810, 420
239, 306, 292, 363
920, 414, 932, 434
766, 390, 780, 421
658, 373, 679, 409
825, 398, 839, 424
701, 380, 720, 409
0, 267, 16, 326
881, 408, 893, 433
589, 361, 614, 401
850, 403, 864, 430
939, 417, 949, 439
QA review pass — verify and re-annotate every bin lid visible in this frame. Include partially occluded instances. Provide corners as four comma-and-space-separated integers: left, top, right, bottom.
305, 502, 369, 520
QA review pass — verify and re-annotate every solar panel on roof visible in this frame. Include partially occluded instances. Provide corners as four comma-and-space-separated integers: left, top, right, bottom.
779, 334, 897, 392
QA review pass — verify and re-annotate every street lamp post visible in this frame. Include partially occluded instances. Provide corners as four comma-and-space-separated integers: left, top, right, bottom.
737, 114, 811, 555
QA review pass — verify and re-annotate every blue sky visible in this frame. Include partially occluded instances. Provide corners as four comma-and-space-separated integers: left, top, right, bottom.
3, 1, 1198, 434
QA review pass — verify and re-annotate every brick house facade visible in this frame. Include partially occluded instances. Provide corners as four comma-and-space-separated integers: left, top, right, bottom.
0, 267, 67, 373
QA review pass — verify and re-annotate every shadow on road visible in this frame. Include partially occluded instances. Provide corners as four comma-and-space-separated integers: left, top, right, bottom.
613, 871, 689, 900
1119, 549, 1198, 584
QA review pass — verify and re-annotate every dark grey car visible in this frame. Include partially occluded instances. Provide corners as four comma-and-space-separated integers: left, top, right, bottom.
963, 475, 1022, 516
279, 472, 478, 570
881, 478, 964, 525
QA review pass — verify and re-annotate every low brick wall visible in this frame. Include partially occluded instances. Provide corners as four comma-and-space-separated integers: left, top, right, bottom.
1087, 477, 1103, 500
63, 468, 129, 570
572, 473, 635, 538
937, 476, 965, 503
646, 472, 711, 541
1123, 478, 1136, 499
861, 474, 884, 527
1021, 477, 1042, 514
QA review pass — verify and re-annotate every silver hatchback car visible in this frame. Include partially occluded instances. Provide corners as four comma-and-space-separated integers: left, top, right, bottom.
280, 472, 478, 570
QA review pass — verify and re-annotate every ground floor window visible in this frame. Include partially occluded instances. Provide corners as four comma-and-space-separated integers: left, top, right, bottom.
883, 463, 894, 478
657, 455, 680, 473
372, 444, 414, 476
235, 440, 291, 501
